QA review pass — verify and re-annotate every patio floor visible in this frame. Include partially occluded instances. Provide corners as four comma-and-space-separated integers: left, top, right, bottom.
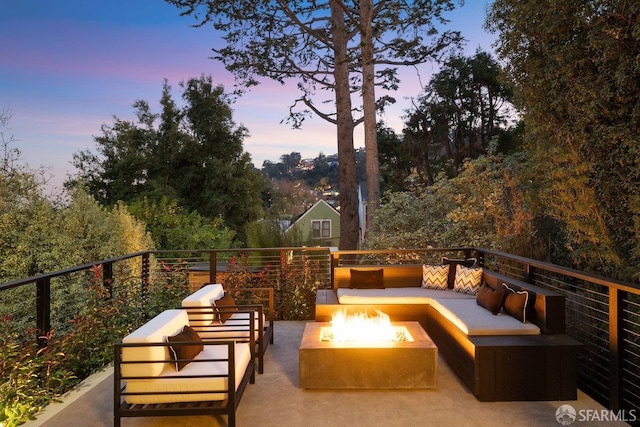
26, 321, 626, 427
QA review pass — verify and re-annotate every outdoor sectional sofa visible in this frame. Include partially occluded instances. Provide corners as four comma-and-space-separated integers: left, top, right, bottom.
113, 308, 256, 427
315, 259, 582, 401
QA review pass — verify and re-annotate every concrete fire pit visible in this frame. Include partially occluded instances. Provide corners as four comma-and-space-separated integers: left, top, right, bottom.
299, 321, 437, 389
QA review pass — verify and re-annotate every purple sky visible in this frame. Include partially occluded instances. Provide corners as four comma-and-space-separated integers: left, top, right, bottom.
0, 0, 496, 193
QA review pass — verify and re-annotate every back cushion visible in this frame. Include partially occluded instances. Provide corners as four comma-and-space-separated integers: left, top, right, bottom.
476, 283, 506, 315
182, 284, 224, 324
334, 266, 425, 289
503, 284, 530, 323
350, 269, 385, 289
453, 264, 483, 295
167, 325, 203, 371
182, 284, 224, 307
121, 309, 189, 378
214, 293, 238, 323
421, 264, 450, 290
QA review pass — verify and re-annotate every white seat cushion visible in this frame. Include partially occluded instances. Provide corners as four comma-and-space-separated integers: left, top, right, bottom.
182, 284, 225, 323
430, 299, 540, 336
121, 309, 189, 378
123, 341, 252, 404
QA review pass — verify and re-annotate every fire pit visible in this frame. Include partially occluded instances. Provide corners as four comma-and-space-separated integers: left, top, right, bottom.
299, 310, 437, 389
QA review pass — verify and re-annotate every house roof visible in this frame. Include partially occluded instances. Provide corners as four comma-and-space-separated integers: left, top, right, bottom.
284, 199, 339, 234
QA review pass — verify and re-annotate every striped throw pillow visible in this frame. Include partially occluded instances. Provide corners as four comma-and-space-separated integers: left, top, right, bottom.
421, 264, 450, 290
453, 264, 483, 295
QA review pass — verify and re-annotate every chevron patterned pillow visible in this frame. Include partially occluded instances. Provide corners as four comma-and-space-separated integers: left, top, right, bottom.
421, 264, 450, 290
453, 264, 483, 295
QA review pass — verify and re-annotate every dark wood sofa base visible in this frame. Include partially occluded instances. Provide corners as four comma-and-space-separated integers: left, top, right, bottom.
426, 305, 580, 401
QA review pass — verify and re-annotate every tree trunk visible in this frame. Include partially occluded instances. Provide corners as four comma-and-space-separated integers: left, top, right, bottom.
331, 0, 359, 250
360, 0, 379, 240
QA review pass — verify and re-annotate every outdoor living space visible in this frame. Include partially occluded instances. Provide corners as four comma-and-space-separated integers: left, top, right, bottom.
27, 321, 624, 427
4, 246, 638, 427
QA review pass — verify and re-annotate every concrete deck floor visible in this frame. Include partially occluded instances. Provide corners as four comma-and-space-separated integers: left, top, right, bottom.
26, 321, 627, 427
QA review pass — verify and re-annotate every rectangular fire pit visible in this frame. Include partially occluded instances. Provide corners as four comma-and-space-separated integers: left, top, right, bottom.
299, 321, 437, 389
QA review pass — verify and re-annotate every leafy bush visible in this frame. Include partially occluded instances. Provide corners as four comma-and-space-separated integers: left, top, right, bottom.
145, 260, 192, 317
222, 252, 324, 320
51, 266, 142, 380
0, 315, 75, 427
368, 153, 548, 260
276, 258, 323, 320
127, 197, 237, 251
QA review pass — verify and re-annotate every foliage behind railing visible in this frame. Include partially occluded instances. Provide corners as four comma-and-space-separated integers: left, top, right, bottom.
152, 247, 333, 320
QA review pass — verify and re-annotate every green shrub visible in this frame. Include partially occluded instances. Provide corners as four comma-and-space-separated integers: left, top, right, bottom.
0, 316, 76, 427
145, 259, 192, 317
222, 253, 323, 320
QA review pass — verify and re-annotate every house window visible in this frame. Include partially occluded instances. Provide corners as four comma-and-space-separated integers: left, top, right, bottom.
311, 220, 331, 238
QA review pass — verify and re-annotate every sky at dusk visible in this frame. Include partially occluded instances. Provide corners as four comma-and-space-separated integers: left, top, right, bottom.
0, 0, 496, 193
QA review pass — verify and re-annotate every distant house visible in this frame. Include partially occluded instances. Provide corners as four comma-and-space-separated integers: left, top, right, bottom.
284, 199, 340, 247
297, 158, 315, 171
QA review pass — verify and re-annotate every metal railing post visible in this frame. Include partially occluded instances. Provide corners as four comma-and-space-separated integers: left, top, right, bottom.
280, 249, 287, 286
476, 250, 485, 268
141, 252, 149, 318
525, 265, 536, 284
609, 288, 624, 410
36, 277, 51, 348
103, 261, 113, 298
209, 251, 217, 284
330, 252, 339, 288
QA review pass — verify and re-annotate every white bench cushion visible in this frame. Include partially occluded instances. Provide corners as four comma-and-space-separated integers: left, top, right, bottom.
182, 284, 224, 306
336, 287, 475, 304
123, 341, 252, 404
121, 309, 189, 378
182, 284, 225, 323
430, 299, 540, 336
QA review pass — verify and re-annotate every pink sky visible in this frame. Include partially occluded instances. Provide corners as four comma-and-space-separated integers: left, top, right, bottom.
0, 0, 496, 193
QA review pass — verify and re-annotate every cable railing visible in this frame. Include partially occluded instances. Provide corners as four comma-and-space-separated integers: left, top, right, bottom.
0, 247, 334, 343
1, 246, 639, 415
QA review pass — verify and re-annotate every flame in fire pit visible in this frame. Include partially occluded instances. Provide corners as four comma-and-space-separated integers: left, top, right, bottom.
323, 309, 411, 342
